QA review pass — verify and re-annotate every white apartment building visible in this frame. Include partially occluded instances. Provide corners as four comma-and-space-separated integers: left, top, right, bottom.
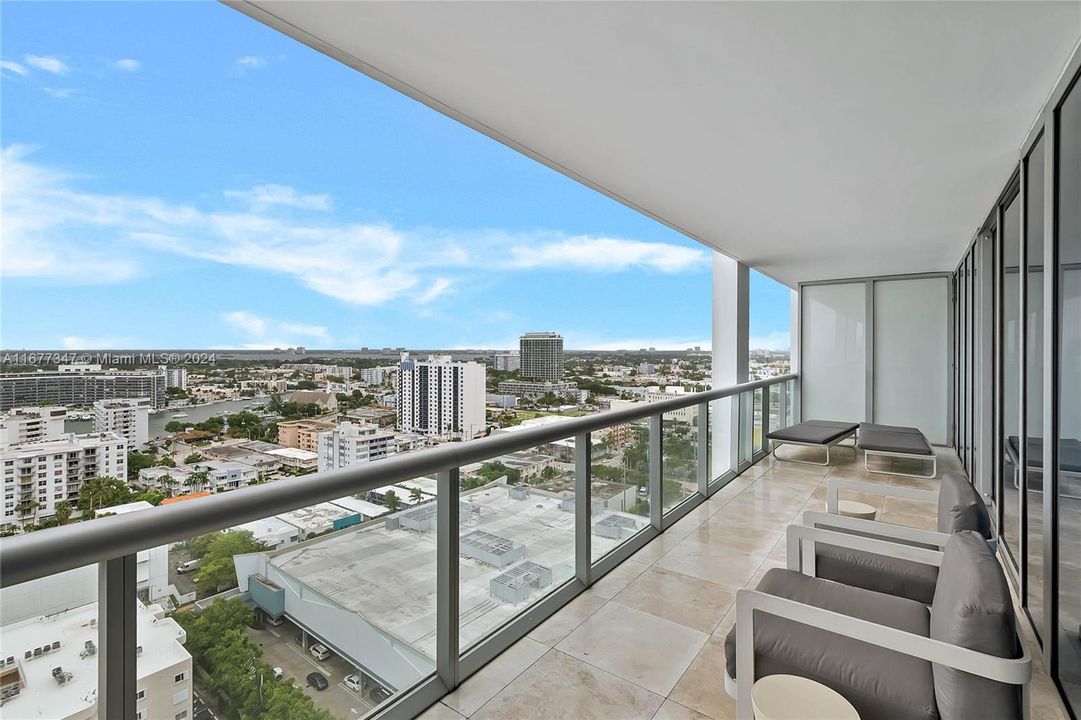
0, 432, 127, 529
93, 398, 151, 449
519, 332, 564, 382
359, 365, 397, 385
136, 466, 192, 495
188, 460, 259, 492
263, 446, 319, 472
94, 501, 170, 602
317, 421, 396, 473
0, 406, 67, 449
396, 354, 486, 440
0, 567, 191, 720
492, 352, 521, 372
158, 365, 188, 390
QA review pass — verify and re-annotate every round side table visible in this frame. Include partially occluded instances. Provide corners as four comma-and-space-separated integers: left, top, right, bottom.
752, 674, 859, 719
833, 499, 877, 520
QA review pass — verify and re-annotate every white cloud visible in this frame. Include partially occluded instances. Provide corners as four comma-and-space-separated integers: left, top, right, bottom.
224, 184, 330, 211
2, 148, 709, 309
507, 235, 706, 273
230, 55, 267, 77
749, 331, 791, 351
24, 55, 67, 74
114, 58, 141, 71
42, 88, 74, 99
223, 310, 331, 347
416, 278, 453, 304
1, 60, 27, 76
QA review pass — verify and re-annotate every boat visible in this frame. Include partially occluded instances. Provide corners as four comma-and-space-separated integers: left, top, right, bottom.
170, 413, 189, 419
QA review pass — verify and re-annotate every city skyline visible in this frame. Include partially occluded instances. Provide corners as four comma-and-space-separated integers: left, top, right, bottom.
0, 1, 792, 353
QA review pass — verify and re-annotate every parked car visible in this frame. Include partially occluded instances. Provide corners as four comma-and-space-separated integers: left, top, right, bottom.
265, 615, 284, 627
176, 559, 200, 574
344, 674, 362, 692
306, 672, 328, 691
309, 643, 331, 661
272, 667, 283, 681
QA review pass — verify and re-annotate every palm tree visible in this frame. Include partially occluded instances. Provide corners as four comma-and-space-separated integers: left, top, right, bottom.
185, 470, 211, 494
409, 486, 423, 503
54, 501, 73, 526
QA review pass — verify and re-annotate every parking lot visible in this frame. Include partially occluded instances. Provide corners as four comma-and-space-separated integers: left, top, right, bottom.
245, 621, 375, 718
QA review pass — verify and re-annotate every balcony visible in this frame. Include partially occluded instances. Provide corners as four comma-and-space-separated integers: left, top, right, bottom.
1, 3, 1079, 720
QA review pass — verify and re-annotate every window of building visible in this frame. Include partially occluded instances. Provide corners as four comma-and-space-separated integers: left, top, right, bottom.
174, 671, 186, 683
136, 688, 146, 701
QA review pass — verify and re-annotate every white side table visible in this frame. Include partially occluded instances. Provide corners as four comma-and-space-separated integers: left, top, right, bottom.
834, 499, 878, 520
752, 674, 859, 719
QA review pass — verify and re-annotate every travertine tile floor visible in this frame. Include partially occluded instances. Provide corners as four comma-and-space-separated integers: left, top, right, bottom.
418, 447, 1071, 720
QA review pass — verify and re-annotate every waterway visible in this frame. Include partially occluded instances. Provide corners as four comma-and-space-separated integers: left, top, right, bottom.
65, 396, 270, 440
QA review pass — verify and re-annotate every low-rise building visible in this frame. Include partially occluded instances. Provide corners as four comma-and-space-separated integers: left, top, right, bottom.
287, 390, 338, 412
496, 379, 579, 400
136, 466, 192, 495
263, 447, 318, 473
231, 516, 300, 549
276, 502, 361, 539
275, 417, 339, 453
0, 406, 67, 449
317, 421, 396, 473
189, 460, 259, 492
1, 432, 127, 530
329, 495, 391, 522
341, 405, 397, 427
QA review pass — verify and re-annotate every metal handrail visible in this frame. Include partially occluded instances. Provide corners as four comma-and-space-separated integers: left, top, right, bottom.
0, 373, 796, 588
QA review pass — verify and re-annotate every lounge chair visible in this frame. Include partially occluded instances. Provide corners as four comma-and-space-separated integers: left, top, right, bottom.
766, 420, 859, 466
858, 422, 936, 478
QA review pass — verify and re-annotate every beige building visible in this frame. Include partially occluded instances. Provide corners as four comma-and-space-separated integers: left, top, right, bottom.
275, 417, 338, 453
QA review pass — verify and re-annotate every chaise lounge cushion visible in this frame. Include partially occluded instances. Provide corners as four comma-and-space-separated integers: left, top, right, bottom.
767, 420, 859, 445
815, 542, 939, 604
725, 568, 938, 720
929, 531, 1021, 720
937, 471, 991, 538
859, 423, 934, 455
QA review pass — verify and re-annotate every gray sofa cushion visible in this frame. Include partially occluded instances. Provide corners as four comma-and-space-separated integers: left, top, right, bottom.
725, 568, 938, 720
768, 420, 859, 445
929, 532, 1021, 720
815, 543, 939, 604
937, 471, 991, 538
858, 423, 934, 455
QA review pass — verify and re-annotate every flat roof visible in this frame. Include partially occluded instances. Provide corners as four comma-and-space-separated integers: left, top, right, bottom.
394, 477, 438, 497
277, 502, 358, 533
329, 496, 390, 519
0, 601, 189, 720
233, 516, 299, 542
266, 485, 649, 656
265, 447, 319, 461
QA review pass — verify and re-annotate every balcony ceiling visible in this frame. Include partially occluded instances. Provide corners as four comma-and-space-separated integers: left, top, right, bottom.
235, 1, 1080, 286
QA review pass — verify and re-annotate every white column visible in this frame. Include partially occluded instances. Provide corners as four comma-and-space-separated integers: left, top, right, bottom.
790, 289, 800, 374
712, 253, 749, 479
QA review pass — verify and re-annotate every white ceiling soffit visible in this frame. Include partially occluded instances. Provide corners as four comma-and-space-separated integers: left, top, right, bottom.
236, 1, 1080, 287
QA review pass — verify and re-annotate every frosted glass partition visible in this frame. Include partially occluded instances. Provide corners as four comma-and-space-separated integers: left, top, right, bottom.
873, 278, 949, 444
801, 282, 866, 422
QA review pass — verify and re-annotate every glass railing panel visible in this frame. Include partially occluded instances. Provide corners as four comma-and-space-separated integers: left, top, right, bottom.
592, 424, 651, 563
172, 484, 437, 719
460, 439, 577, 651
708, 397, 736, 485
738, 391, 753, 466
661, 409, 698, 514
752, 388, 765, 455
786, 379, 798, 426
0, 566, 100, 719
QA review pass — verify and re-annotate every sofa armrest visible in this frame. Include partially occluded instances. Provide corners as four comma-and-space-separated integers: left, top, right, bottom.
802, 510, 952, 550
785, 523, 943, 576
734, 588, 1032, 720
826, 477, 937, 514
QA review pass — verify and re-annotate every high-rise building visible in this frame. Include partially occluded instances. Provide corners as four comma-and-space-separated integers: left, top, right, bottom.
0, 407, 67, 450
397, 353, 485, 440
519, 332, 564, 382
0, 432, 128, 529
0, 366, 168, 411
492, 352, 521, 372
158, 365, 188, 390
317, 421, 396, 472
93, 398, 151, 448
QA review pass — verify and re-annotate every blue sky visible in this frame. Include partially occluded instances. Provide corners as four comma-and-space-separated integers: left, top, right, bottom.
0, 1, 792, 352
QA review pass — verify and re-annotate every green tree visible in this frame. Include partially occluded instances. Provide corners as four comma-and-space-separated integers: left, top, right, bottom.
539, 391, 560, 410
384, 489, 400, 512
53, 500, 74, 525
132, 490, 165, 506
295, 379, 318, 390
226, 411, 266, 439
193, 531, 268, 594
540, 466, 560, 481
183, 452, 205, 464
156, 455, 177, 468
164, 420, 189, 433
77, 476, 133, 514
184, 470, 211, 494
409, 486, 423, 503
127, 451, 155, 480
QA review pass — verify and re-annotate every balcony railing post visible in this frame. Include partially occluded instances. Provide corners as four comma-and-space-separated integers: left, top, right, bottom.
778, 381, 788, 432
762, 387, 772, 455
575, 432, 592, 586
649, 414, 663, 530
99, 554, 137, 720
436, 467, 460, 691
697, 402, 709, 494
